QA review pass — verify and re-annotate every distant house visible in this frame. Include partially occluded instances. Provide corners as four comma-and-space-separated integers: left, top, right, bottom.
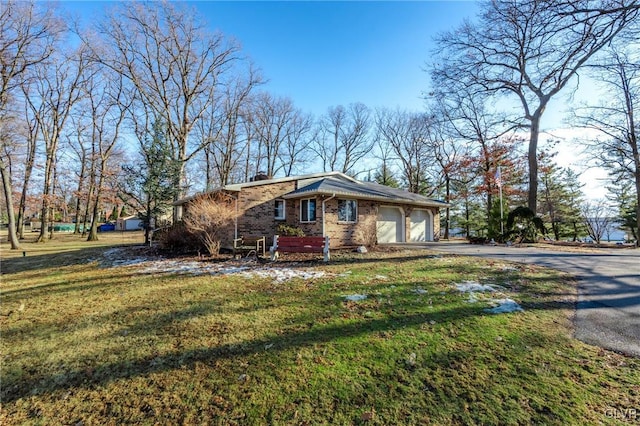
116, 215, 143, 231
174, 171, 449, 249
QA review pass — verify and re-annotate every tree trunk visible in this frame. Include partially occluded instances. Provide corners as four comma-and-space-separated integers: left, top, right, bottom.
17, 138, 36, 239
87, 173, 105, 242
49, 154, 58, 240
87, 198, 100, 241
144, 197, 151, 245
74, 149, 87, 234
0, 158, 20, 249
37, 151, 54, 243
465, 198, 470, 237
444, 177, 450, 240
528, 115, 541, 213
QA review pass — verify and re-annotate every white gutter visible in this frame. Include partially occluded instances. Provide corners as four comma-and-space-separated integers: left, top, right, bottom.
321, 193, 336, 237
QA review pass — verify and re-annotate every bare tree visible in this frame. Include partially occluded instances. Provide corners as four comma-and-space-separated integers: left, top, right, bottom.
315, 103, 372, 175
0, 0, 62, 249
83, 72, 129, 241
430, 88, 515, 231
571, 43, 639, 244
14, 96, 40, 239
92, 1, 241, 215
424, 104, 468, 239
279, 110, 314, 177
375, 108, 432, 194
182, 193, 237, 256
198, 68, 262, 188
432, 0, 638, 212
581, 200, 614, 244
248, 92, 297, 177
24, 46, 88, 242
66, 112, 91, 234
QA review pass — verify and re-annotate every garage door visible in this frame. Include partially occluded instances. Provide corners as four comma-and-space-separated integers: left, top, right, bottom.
410, 209, 432, 242
377, 207, 404, 243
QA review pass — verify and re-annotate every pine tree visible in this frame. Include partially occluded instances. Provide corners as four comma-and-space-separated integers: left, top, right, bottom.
607, 179, 638, 243
373, 164, 400, 188
538, 149, 585, 240
121, 120, 181, 245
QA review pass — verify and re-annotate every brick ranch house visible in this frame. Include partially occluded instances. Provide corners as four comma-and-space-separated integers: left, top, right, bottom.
174, 171, 449, 249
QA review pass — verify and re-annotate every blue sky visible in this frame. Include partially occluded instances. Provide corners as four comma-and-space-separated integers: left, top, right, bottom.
195, 1, 478, 115
67, 1, 478, 116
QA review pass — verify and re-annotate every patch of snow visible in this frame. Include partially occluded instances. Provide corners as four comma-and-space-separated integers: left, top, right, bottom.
102, 248, 326, 283
245, 268, 325, 283
374, 275, 389, 280
484, 298, 524, 314
344, 294, 367, 301
102, 247, 150, 267
413, 288, 428, 295
455, 281, 497, 293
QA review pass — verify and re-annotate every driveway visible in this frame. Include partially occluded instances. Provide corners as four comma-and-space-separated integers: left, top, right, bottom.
427, 242, 640, 357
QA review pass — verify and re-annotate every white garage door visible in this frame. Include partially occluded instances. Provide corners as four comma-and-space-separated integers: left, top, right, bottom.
410, 209, 433, 242
377, 207, 404, 243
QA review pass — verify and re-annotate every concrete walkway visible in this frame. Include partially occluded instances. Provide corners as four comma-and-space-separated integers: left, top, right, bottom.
425, 242, 640, 357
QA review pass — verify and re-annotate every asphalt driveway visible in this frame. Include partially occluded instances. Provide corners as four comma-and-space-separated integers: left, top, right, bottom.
427, 242, 640, 357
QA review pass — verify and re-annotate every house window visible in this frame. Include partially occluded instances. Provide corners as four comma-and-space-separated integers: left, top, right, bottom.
338, 199, 357, 222
300, 198, 316, 222
274, 199, 286, 220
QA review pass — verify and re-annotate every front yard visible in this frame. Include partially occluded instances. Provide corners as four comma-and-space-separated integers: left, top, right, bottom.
1, 234, 638, 424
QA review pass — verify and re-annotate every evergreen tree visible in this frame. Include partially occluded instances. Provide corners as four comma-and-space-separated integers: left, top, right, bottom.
538, 150, 585, 240
111, 205, 119, 221
607, 179, 638, 243
373, 163, 400, 188
121, 120, 181, 245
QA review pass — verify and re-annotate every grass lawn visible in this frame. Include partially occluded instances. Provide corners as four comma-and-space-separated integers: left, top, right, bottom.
1, 232, 639, 425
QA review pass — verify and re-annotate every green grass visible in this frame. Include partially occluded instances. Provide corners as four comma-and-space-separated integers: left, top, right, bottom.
1, 234, 638, 425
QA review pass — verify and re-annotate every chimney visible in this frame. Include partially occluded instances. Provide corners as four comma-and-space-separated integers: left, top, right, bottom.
250, 172, 270, 182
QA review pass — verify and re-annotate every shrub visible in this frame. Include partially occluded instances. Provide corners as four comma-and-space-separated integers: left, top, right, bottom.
277, 223, 305, 237
156, 222, 204, 254
182, 193, 237, 256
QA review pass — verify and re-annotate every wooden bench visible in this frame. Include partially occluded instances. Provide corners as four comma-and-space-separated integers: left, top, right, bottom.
233, 236, 266, 258
269, 235, 330, 262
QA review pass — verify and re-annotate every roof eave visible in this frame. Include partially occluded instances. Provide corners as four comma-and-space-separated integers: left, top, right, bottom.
172, 187, 240, 206
282, 189, 450, 208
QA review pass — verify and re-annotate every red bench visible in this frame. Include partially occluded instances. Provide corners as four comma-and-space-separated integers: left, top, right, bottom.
269, 235, 330, 262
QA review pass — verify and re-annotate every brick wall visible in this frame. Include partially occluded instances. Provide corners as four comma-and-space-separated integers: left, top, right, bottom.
236, 182, 297, 244
323, 199, 377, 247
221, 181, 443, 248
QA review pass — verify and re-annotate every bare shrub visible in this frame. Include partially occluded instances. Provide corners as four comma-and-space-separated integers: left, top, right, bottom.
156, 223, 202, 254
182, 193, 237, 256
